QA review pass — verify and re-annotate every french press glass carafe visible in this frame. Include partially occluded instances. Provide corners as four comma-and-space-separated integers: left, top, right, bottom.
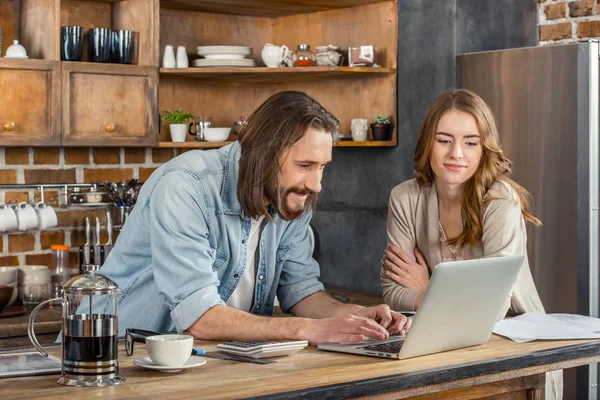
28, 265, 125, 386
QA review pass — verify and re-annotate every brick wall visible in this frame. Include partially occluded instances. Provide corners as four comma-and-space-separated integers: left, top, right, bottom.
538, 0, 600, 44
0, 147, 185, 269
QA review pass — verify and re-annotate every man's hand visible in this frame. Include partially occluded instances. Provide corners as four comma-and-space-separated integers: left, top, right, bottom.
297, 312, 411, 345
383, 244, 430, 293
353, 304, 412, 335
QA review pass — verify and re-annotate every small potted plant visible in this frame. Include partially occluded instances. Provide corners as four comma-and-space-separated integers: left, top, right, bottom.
370, 114, 394, 141
161, 108, 195, 143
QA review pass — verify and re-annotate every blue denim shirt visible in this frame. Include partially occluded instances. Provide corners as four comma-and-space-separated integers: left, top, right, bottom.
99, 141, 324, 335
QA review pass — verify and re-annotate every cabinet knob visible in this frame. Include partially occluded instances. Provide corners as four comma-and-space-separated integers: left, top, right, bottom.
104, 123, 116, 133
3, 122, 15, 131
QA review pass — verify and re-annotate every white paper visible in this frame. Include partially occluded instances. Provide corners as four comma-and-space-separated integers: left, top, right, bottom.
493, 312, 600, 342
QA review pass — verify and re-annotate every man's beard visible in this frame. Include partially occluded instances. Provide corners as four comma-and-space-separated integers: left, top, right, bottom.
265, 184, 318, 221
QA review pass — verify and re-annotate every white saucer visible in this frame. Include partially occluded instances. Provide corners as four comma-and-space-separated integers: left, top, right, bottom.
133, 357, 206, 373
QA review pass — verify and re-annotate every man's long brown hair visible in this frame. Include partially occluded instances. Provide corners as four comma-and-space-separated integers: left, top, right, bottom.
237, 91, 339, 220
413, 89, 541, 247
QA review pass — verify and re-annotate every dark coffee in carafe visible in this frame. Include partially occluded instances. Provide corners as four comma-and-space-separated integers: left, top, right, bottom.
63, 335, 117, 362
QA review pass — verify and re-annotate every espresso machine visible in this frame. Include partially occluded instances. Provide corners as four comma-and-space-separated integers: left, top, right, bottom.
28, 265, 125, 386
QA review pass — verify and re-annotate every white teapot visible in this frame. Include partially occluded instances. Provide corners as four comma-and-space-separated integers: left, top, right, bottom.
261, 43, 289, 68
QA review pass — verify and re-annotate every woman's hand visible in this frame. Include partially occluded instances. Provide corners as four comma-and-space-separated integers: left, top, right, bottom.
383, 244, 430, 293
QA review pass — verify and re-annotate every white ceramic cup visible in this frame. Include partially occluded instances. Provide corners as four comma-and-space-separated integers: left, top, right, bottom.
261, 43, 289, 68
0, 204, 18, 232
351, 118, 368, 142
146, 334, 193, 367
35, 202, 58, 230
16, 202, 38, 231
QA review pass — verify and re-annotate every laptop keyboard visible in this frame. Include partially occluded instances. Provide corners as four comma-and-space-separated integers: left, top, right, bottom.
359, 339, 405, 354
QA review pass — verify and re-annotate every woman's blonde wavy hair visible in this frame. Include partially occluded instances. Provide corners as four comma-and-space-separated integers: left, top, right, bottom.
414, 89, 541, 247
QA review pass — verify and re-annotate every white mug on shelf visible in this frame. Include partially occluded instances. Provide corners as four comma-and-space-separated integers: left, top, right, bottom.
176, 46, 188, 68
163, 45, 176, 68
261, 43, 289, 68
351, 118, 368, 142
16, 202, 38, 231
35, 202, 58, 230
0, 204, 18, 232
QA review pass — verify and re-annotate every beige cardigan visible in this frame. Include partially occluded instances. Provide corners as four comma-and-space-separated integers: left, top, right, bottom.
381, 178, 544, 314
380, 179, 562, 400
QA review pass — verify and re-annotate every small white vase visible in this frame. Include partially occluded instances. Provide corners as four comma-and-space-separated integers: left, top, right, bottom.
163, 45, 176, 68
169, 124, 187, 142
176, 46, 188, 68
351, 118, 368, 142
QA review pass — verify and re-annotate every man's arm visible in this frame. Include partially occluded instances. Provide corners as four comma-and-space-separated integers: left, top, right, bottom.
187, 291, 411, 344
186, 303, 393, 344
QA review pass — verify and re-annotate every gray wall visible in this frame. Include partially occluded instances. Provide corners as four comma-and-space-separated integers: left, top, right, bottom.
313, 0, 538, 295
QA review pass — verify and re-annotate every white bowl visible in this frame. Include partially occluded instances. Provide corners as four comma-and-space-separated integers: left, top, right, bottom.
146, 334, 193, 367
18, 265, 51, 285
203, 127, 231, 142
0, 266, 18, 285
6, 282, 17, 308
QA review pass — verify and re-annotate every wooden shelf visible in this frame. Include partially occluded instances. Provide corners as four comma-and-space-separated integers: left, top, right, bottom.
334, 140, 396, 147
157, 140, 396, 148
160, 66, 396, 83
158, 141, 234, 148
159, 0, 393, 17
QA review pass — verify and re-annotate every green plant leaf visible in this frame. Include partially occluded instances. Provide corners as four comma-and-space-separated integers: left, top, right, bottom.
161, 108, 195, 124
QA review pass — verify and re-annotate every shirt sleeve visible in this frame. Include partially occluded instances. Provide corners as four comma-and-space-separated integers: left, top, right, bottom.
148, 171, 225, 332
482, 189, 545, 316
381, 186, 422, 311
277, 210, 325, 313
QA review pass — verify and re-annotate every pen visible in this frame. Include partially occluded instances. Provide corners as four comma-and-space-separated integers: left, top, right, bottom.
191, 347, 206, 356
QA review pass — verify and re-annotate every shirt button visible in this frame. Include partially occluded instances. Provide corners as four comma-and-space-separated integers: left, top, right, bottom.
258, 275, 264, 280
242, 239, 247, 244
233, 274, 239, 278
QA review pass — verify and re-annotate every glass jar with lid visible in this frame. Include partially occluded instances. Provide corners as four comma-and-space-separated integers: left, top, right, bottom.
293, 44, 314, 67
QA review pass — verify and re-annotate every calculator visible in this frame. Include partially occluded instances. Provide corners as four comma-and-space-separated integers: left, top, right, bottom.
216, 340, 309, 359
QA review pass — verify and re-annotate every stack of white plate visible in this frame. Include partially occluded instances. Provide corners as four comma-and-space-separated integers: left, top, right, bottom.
194, 45, 255, 67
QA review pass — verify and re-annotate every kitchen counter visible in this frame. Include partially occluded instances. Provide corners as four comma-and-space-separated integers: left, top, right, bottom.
2, 332, 599, 398
0, 306, 61, 349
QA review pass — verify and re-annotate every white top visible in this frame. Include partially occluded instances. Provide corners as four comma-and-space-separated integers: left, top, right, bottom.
226, 216, 265, 312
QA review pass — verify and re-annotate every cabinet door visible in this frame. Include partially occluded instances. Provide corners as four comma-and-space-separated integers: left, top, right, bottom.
62, 63, 158, 147
0, 60, 61, 146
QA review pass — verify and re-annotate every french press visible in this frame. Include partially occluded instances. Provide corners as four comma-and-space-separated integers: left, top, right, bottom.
28, 265, 125, 386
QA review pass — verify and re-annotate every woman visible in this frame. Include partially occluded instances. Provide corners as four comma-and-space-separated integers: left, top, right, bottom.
380, 89, 561, 399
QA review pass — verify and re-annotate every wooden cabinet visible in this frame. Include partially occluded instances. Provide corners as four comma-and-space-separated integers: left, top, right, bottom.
0, 0, 159, 147
0, 0, 397, 148
62, 63, 158, 146
0, 59, 61, 146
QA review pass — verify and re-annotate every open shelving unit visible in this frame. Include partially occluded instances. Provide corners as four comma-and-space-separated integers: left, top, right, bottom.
157, 0, 398, 148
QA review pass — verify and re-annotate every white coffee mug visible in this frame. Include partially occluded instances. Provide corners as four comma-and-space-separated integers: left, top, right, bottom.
16, 202, 38, 231
146, 334, 193, 366
35, 202, 58, 230
261, 43, 289, 68
351, 118, 368, 142
0, 204, 18, 232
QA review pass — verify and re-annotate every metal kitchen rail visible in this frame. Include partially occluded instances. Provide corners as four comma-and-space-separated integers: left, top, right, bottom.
0, 183, 111, 207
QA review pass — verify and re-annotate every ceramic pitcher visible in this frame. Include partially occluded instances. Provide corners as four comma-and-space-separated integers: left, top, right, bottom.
261, 43, 289, 68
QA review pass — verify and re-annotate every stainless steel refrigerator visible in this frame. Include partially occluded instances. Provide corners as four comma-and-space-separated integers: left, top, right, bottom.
457, 40, 600, 399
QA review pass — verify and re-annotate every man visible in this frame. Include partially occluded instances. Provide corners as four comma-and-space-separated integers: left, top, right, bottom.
100, 91, 410, 343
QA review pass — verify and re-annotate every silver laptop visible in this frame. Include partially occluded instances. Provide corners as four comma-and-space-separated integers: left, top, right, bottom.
318, 255, 524, 360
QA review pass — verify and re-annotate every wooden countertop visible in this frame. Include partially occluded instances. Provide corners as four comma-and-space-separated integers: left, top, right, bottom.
1, 335, 599, 399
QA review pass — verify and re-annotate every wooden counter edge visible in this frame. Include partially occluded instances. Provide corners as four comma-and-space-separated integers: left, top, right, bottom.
247, 340, 600, 400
